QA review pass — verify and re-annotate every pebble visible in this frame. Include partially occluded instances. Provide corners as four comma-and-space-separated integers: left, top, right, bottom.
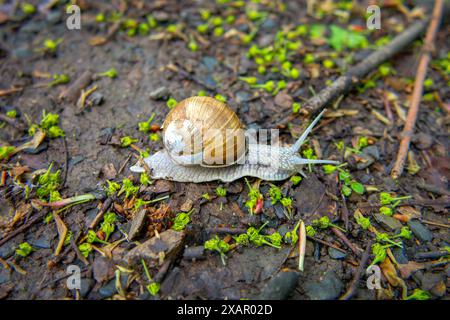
79, 278, 94, 298
98, 275, 128, 298
123, 229, 185, 265
274, 203, 286, 220
128, 209, 147, 241
28, 236, 51, 249
258, 271, 299, 300
303, 271, 344, 300
235, 91, 252, 104
328, 247, 347, 260
420, 271, 445, 293
407, 220, 433, 242
392, 246, 409, 264
149, 86, 169, 100
373, 213, 403, 231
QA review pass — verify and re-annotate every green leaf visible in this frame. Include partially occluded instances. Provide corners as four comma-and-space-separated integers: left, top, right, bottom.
350, 181, 364, 194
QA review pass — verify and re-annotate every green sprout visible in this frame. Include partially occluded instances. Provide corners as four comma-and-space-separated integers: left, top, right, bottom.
306, 225, 316, 237
0, 146, 16, 160
134, 195, 169, 210
64, 231, 73, 247
405, 289, 431, 300
244, 178, 262, 215
379, 192, 411, 206
48, 74, 70, 87
239, 76, 258, 85
199, 9, 211, 20
119, 178, 139, 199
234, 233, 250, 246
393, 227, 412, 240
376, 232, 402, 248
48, 125, 65, 138
100, 212, 116, 241
167, 97, 177, 108
269, 185, 282, 204
16, 242, 34, 257
292, 102, 301, 114
355, 214, 371, 230
197, 24, 209, 34
87, 230, 109, 245
290, 175, 302, 185
312, 216, 346, 232
379, 206, 393, 216
140, 172, 151, 186
95, 13, 105, 23
204, 235, 230, 265
302, 147, 317, 172
6, 110, 17, 118
139, 23, 150, 35
98, 68, 118, 79
202, 192, 210, 200
172, 208, 194, 231
214, 94, 227, 103
284, 220, 301, 244
36, 163, 61, 200
213, 27, 224, 37
21, 3, 36, 15
141, 259, 160, 296
246, 223, 281, 249
120, 136, 138, 147
368, 243, 387, 268
146, 15, 157, 28
322, 59, 334, 69
43, 38, 62, 53
106, 180, 121, 196
280, 197, 293, 218
78, 243, 92, 258
303, 54, 315, 64
149, 133, 160, 141
188, 37, 199, 52
251, 80, 275, 93
215, 187, 227, 197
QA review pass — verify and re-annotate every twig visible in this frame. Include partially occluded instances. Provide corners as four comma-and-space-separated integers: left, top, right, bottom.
339, 241, 372, 300
307, 235, 346, 253
118, 152, 133, 175
421, 219, 450, 229
298, 220, 306, 272
0, 114, 27, 131
331, 227, 363, 256
89, 197, 113, 229
0, 210, 47, 247
391, 0, 444, 179
58, 70, 93, 103
278, 17, 430, 125
62, 137, 69, 187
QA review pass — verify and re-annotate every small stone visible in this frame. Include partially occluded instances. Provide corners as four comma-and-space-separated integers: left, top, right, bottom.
363, 145, 380, 160
128, 209, 147, 241
258, 271, 299, 300
123, 229, 185, 265
235, 91, 252, 104
420, 271, 445, 293
87, 92, 104, 106
149, 86, 169, 100
328, 247, 347, 260
303, 271, 344, 300
79, 278, 94, 298
274, 91, 293, 109
407, 220, 433, 242
374, 213, 403, 231
392, 246, 409, 264
100, 163, 117, 180
93, 256, 115, 283
183, 246, 205, 260
412, 132, 433, 149
180, 199, 194, 212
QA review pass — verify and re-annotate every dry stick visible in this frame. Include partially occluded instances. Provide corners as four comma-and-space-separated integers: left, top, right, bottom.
391, 0, 444, 179
339, 241, 372, 300
0, 210, 48, 247
331, 227, 363, 256
278, 18, 429, 126
58, 70, 93, 103
89, 197, 113, 229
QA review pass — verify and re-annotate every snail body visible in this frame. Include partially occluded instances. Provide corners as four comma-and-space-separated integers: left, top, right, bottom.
130, 96, 338, 183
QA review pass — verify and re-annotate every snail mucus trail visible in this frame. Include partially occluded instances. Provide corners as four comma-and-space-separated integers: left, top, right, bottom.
130, 96, 339, 183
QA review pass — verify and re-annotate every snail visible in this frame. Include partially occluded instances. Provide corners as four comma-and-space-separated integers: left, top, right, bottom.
130, 96, 338, 183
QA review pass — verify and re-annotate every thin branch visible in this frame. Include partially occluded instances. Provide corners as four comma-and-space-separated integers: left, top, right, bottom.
278, 17, 430, 125
391, 0, 444, 179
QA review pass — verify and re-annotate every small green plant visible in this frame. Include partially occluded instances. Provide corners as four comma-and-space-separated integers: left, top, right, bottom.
100, 212, 116, 241
48, 74, 70, 87
172, 209, 194, 231
106, 180, 121, 196
379, 192, 411, 206
302, 147, 317, 172
120, 136, 138, 147
21, 3, 36, 15
376, 232, 402, 248
0, 146, 16, 160
98, 68, 118, 79
141, 259, 160, 296
379, 206, 393, 216
284, 220, 301, 244
140, 173, 151, 186
405, 289, 431, 300
42, 38, 62, 53
6, 110, 17, 118
244, 178, 262, 215
167, 97, 177, 108
87, 230, 109, 245
119, 178, 139, 199
79, 243, 92, 258
269, 185, 282, 204
312, 216, 346, 232
290, 175, 302, 185
36, 163, 61, 200
16, 242, 33, 257
204, 236, 230, 265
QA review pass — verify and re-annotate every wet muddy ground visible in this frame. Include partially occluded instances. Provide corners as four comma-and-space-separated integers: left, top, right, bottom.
0, 0, 449, 300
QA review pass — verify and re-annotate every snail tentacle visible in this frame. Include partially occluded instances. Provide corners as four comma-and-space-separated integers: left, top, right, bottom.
290, 109, 327, 153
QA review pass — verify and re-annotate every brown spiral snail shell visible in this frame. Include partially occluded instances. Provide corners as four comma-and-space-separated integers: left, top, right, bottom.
131, 96, 338, 182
